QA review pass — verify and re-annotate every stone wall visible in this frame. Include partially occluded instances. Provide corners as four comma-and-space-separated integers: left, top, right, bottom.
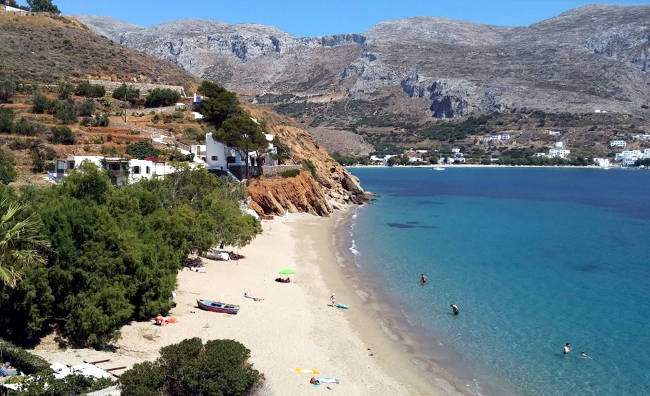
88, 79, 186, 96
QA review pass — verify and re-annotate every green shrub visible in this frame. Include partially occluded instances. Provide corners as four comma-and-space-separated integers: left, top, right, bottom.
0, 339, 50, 374
78, 98, 95, 117
5, 370, 114, 394
279, 169, 300, 178
0, 106, 14, 133
151, 114, 160, 124
53, 100, 77, 124
32, 91, 49, 114
9, 138, 35, 150
80, 116, 93, 126
94, 113, 109, 127
0, 78, 16, 103
126, 141, 159, 159
168, 150, 194, 162
112, 83, 139, 104
302, 159, 318, 180
57, 82, 75, 100
50, 126, 75, 145
12, 118, 37, 136
120, 338, 263, 396
145, 88, 180, 107
75, 81, 105, 98
100, 145, 119, 156
0, 148, 17, 184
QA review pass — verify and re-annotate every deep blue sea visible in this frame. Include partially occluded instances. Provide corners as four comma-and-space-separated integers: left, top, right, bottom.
348, 168, 650, 396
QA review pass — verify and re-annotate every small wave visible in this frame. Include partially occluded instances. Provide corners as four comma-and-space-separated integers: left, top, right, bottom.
349, 239, 360, 256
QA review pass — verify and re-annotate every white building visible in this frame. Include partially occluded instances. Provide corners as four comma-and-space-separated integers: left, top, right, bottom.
631, 134, 650, 141
549, 130, 561, 136
53, 156, 181, 185
451, 148, 461, 154
1, 4, 29, 14
204, 132, 247, 171
370, 155, 397, 166
548, 149, 571, 159
481, 134, 511, 144
554, 141, 564, 149
610, 140, 627, 148
593, 158, 611, 167
190, 145, 207, 162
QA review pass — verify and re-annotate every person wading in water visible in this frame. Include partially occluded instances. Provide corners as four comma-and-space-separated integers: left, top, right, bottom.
450, 304, 459, 315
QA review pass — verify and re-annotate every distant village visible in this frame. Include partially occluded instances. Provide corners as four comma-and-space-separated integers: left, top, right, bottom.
359, 129, 650, 169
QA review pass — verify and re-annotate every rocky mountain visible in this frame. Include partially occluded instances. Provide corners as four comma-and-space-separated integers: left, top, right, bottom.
76, 6, 649, 155
77, 5, 649, 116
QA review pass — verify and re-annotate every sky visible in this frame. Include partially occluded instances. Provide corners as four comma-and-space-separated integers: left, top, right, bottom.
18, 0, 650, 36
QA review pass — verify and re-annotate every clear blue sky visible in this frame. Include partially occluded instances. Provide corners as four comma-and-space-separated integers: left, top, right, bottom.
20, 0, 650, 36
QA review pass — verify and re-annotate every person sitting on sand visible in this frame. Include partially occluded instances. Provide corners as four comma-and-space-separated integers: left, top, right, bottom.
421, 273, 428, 284
563, 343, 571, 355
450, 304, 459, 315
330, 294, 337, 306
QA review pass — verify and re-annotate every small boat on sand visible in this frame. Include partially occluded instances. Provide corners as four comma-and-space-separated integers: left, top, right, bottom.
197, 299, 239, 314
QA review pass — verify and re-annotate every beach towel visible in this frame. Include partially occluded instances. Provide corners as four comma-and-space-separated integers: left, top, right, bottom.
291, 368, 320, 374
315, 377, 340, 385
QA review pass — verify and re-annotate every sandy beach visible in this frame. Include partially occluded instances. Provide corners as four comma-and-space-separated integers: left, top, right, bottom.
33, 209, 467, 395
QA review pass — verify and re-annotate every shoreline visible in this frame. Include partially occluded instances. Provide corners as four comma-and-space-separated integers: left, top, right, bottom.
347, 164, 618, 169
32, 210, 434, 395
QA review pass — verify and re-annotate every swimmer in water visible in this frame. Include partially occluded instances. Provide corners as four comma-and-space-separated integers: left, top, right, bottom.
580, 351, 591, 359
420, 273, 428, 284
450, 304, 459, 315
563, 343, 571, 355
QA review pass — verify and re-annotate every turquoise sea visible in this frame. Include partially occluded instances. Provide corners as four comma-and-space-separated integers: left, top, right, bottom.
348, 168, 650, 396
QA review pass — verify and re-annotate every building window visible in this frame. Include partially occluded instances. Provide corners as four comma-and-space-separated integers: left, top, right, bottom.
211, 156, 218, 161
133, 166, 140, 175
146, 166, 150, 174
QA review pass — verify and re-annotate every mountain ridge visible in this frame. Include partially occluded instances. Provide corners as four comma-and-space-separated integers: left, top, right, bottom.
76, 6, 650, 154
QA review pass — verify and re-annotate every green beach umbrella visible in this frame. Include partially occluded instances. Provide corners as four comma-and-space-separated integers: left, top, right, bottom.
278, 269, 296, 275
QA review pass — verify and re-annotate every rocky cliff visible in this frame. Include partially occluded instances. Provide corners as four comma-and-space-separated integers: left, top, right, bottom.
245, 106, 366, 216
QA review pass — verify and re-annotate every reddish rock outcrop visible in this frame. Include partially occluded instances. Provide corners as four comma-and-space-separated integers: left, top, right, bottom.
246, 107, 367, 216
247, 171, 331, 216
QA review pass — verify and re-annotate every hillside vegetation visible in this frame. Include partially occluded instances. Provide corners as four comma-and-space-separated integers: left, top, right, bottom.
0, 11, 197, 87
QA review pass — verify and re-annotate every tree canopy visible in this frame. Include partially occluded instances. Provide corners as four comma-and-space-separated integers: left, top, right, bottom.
120, 338, 262, 396
126, 141, 159, 159
0, 165, 260, 347
26, 0, 60, 13
197, 81, 241, 127
145, 88, 180, 107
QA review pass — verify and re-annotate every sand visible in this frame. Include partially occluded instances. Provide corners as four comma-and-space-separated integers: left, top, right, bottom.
34, 209, 465, 395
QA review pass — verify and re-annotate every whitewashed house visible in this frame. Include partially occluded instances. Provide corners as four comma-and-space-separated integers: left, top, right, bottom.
204, 132, 246, 171
190, 145, 207, 162
548, 149, 571, 159
555, 141, 564, 149
593, 158, 611, 167
549, 130, 561, 136
610, 140, 627, 148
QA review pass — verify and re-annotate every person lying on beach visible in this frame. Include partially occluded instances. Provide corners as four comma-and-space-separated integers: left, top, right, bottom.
421, 273, 428, 284
155, 314, 165, 326
563, 343, 571, 355
450, 304, 459, 315
244, 292, 263, 301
